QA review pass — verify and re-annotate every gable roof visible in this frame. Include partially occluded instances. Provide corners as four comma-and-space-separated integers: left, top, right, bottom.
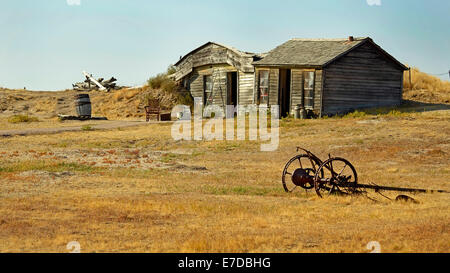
253, 37, 408, 70
172, 42, 260, 81
174, 41, 256, 66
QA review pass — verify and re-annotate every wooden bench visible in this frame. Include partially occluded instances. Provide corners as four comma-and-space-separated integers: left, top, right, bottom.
144, 98, 161, 122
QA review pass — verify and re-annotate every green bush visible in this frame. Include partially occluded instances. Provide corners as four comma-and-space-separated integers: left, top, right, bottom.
177, 92, 194, 107
148, 73, 178, 94
8, 115, 39, 123
342, 110, 367, 118
148, 65, 178, 93
167, 65, 176, 75
81, 125, 94, 131
147, 64, 194, 109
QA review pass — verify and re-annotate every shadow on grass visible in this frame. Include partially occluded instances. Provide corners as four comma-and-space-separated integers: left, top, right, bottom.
329, 100, 450, 119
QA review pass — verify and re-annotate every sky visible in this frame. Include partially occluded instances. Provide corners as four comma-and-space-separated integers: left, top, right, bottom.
0, 0, 449, 90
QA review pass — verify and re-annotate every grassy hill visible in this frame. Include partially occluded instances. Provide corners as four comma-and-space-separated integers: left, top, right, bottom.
403, 67, 450, 104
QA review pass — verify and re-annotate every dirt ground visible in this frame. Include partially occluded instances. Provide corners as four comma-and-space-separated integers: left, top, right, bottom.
0, 103, 448, 253
0, 120, 146, 137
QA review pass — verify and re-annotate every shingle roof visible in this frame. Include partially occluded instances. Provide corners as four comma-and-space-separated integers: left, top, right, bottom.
253, 37, 370, 67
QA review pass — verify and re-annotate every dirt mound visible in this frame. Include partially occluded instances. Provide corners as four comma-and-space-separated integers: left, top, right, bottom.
403, 89, 450, 104
92, 86, 180, 119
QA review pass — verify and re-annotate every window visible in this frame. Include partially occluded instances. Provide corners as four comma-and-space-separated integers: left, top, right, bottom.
204, 75, 213, 105
183, 78, 190, 91
258, 70, 269, 105
303, 71, 315, 109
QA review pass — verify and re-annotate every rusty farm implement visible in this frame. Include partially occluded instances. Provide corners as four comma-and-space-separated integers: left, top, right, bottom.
282, 147, 448, 201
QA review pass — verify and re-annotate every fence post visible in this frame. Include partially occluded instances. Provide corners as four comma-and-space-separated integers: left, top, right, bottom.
409, 67, 412, 87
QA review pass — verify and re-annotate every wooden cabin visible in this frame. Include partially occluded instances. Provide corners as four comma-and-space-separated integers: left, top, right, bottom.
174, 37, 408, 117
172, 42, 261, 115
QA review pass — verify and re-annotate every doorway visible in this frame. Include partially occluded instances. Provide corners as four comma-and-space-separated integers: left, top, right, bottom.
227, 72, 238, 107
279, 69, 291, 117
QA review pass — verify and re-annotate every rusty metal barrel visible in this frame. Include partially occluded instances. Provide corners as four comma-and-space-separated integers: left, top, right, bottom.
74, 94, 92, 118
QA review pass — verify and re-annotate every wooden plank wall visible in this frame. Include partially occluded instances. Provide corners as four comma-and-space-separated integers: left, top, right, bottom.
211, 70, 227, 107
238, 72, 254, 105
323, 42, 403, 115
175, 43, 254, 81
269, 69, 279, 106
189, 71, 203, 99
188, 65, 236, 109
290, 69, 303, 111
314, 70, 323, 112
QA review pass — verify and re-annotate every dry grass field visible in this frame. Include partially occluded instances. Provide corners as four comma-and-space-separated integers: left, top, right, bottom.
0, 87, 178, 121
403, 67, 450, 104
0, 105, 449, 253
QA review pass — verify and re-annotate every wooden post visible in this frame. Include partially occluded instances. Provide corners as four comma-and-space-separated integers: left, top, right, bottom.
409, 67, 412, 88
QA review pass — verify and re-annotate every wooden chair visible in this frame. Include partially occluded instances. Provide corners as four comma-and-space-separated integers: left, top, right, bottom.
144, 98, 161, 122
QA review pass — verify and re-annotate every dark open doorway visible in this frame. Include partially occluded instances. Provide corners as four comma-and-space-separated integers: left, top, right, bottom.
279, 69, 291, 117
227, 72, 238, 107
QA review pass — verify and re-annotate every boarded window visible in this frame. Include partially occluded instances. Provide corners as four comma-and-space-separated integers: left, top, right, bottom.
183, 78, 190, 91
258, 70, 269, 105
204, 75, 213, 105
303, 71, 315, 109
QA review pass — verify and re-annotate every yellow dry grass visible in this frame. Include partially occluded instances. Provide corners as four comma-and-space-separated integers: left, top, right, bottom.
0, 108, 449, 253
403, 67, 450, 104
0, 86, 178, 121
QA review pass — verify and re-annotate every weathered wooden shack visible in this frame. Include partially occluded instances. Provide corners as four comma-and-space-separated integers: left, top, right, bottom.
174, 37, 407, 117
253, 37, 408, 116
172, 42, 261, 115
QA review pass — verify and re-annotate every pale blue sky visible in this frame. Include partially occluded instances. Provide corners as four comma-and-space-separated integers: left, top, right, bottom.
1, 0, 449, 90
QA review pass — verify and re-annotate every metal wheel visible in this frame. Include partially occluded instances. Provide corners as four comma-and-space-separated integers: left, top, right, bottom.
282, 154, 324, 193
314, 157, 358, 198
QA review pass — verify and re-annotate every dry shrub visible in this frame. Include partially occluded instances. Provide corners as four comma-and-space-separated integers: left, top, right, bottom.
403, 67, 450, 104
7, 115, 39, 123
112, 92, 124, 102
404, 67, 450, 91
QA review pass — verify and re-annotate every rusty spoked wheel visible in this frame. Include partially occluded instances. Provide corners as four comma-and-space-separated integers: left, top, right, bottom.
282, 154, 324, 193
314, 157, 358, 198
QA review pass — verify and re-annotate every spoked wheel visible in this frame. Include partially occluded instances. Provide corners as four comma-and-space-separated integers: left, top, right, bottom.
282, 154, 324, 193
314, 157, 358, 198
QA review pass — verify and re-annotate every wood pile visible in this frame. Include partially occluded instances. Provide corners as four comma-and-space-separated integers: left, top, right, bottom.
73, 74, 123, 92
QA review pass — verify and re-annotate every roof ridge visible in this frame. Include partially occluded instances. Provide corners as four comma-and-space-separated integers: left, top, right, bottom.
210, 41, 257, 56
290, 37, 369, 41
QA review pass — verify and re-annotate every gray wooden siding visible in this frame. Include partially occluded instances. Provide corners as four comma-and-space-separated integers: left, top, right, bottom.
269, 69, 279, 106
239, 72, 254, 105
289, 69, 322, 114
314, 70, 323, 111
189, 71, 203, 99
211, 71, 227, 107
290, 69, 303, 111
187, 65, 238, 110
323, 42, 403, 115
174, 43, 255, 81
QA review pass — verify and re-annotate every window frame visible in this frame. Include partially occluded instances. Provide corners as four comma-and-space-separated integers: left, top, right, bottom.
303, 71, 315, 109
258, 70, 270, 105
203, 75, 213, 105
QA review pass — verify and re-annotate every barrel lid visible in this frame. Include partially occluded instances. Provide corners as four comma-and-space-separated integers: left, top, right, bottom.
75, 94, 90, 98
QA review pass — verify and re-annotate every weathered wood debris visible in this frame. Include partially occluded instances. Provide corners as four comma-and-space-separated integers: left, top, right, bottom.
57, 114, 108, 121
73, 71, 123, 92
